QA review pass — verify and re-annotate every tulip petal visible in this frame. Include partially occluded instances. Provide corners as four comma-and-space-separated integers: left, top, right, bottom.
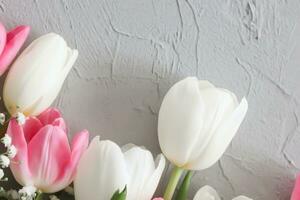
31, 48, 78, 117
189, 98, 248, 170
27, 125, 71, 192
74, 137, 129, 200
0, 25, 30, 76
232, 196, 253, 200
198, 80, 215, 89
291, 175, 300, 200
0, 23, 6, 56
47, 130, 89, 192
158, 77, 205, 167
184, 88, 239, 165
52, 118, 67, 133
124, 147, 157, 200
38, 108, 62, 125
193, 185, 221, 200
7, 119, 32, 186
144, 154, 166, 200
23, 117, 43, 143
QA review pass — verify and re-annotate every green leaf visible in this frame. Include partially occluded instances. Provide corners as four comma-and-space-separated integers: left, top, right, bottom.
111, 186, 127, 200
175, 171, 193, 200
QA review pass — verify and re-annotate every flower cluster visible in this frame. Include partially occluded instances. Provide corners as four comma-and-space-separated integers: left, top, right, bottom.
0, 20, 298, 200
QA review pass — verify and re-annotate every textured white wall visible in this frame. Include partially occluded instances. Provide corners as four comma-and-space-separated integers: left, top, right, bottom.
0, 0, 300, 199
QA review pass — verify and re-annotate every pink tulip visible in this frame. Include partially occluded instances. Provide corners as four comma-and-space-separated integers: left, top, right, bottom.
153, 198, 164, 200
292, 175, 300, 200
0, 23, 30, 76
7, 108, 89, 193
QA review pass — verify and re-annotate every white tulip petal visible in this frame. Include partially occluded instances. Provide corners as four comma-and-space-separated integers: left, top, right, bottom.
74, 137, 128, 200
143, 154, 166, 200
232, 196, 253, 200
158, 77, 205, 167
124, 147, 156, 200
184, 88, 239, 165
198, 80, 215, 89
189, 98, 248, 170
193, 185, 221, 200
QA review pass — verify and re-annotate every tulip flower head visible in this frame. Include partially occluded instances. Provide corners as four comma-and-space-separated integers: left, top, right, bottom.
0, 23, 30, 76
3, 33, 78, 116
74, 137, 166, 200
193, 185, 252, 200
7, 108, 89, 193
158, 77, 248, 170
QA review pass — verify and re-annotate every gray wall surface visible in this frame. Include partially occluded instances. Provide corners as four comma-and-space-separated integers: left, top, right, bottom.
0, 0, 300, 199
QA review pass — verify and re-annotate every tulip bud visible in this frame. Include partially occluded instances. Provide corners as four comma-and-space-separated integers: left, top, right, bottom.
3, 33, 78, 116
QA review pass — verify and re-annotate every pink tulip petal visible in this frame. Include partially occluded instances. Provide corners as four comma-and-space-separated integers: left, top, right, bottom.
0, 23, 6, 55
38, 108, 62, 125
68, 130, 89, 178
47, 130, 89, 192
23, 117, 43, 143
52, 118, 67, 133
27, 125, 71, 192
292, 175, 300, 200
7, 119, 32, 186
0, 25, 30, 75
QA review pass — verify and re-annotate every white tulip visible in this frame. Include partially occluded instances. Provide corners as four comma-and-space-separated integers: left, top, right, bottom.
158, 77, 248, 170
74, 136, 166, 200
193, 185, 252, 200
3, 33, 78, 116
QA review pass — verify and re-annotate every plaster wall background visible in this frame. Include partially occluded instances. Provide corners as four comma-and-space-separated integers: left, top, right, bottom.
1, 0, 300, 199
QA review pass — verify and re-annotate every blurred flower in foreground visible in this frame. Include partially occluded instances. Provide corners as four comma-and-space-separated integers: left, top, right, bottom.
74, 136, 165, 200
7, 108, 89, 193
0, 23, 30, 76
193, 185, 252, 200
291, 175, 300, 200
3, 33, 78, 116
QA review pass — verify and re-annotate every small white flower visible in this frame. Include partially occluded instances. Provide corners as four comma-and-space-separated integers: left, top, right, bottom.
0, 168, 4, 179
49, 195, 60, 200
19, 186, 36, 200
15, 112, 26, 125
7, 145, 17, 159
0, 113, 5, 125
0, 134, 12, 147
0, 155, 10, 168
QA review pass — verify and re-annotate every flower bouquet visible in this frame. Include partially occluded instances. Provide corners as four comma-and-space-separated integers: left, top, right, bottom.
0, 23, 298, 200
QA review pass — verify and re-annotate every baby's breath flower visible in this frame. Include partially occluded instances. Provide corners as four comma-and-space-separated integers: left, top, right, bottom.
7, 145, 17, 159
15, 112, 26, 125
0, 169, 4, 180
18, 186, 36, 200
0, 134, 12, 147
0, 155, 10, 168
0, 113, 5, 125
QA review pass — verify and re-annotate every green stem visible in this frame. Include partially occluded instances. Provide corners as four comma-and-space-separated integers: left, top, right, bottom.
163, 166, 184, 200
35, 192, 43, 200
175, 171, 193, 200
